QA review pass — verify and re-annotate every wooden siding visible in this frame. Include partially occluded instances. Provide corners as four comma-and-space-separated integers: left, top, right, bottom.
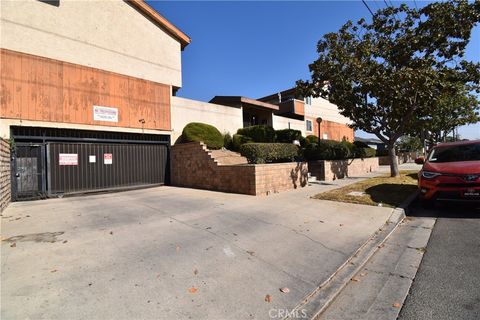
293, 100, 305, 116
0, 49, 171, 131
306, 116, 354, 142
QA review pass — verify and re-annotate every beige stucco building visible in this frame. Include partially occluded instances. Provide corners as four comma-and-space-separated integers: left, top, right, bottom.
1, 0, 190, 203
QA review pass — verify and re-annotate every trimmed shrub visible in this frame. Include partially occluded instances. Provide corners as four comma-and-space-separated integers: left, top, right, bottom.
353, 140, 370, 148
341, 140, 356, 158
304, 139, 378, 160
376, 149, 390, 157
275, 129, 302, 143
304, 140, 351, 160
232, 134, 253, 151
305, 135, 319, 145
223, 133, 233, 150
181, 122, 223, 149
354, 147, 376, 158
237, 125, 276, 142
299, 136, 307, 147
239, 143, 299, 164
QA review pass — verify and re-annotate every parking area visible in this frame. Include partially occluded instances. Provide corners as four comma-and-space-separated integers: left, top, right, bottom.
1, 184, 392, 319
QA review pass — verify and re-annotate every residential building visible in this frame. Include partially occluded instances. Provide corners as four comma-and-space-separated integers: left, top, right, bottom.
258, 88, 354, 141
1, 0, 190, 200
0, 0, 354, 206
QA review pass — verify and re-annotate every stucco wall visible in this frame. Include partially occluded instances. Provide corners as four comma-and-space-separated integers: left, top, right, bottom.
1, 0, 182, 87
0, 139, 11, 212
171, 97, 243, 144
305, 97, 352, 125
272, 115, 306, 136
171, 142, 308, 195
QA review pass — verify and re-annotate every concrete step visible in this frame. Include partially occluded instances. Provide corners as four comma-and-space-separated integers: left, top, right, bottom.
209, 149, 248, 165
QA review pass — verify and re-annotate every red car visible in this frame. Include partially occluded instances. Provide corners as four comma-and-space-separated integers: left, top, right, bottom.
417, 139, 480, 206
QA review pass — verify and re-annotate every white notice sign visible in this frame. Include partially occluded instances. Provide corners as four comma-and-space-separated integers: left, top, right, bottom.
104, 153, 113, 165
59, 153, 78, 166
93, 105, 118, 122
89, 155, 96, 163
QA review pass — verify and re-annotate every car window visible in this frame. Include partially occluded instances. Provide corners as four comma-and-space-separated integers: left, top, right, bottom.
428, 143, 480, 163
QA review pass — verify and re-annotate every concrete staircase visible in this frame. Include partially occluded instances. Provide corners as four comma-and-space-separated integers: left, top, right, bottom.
208, 149, 248, 166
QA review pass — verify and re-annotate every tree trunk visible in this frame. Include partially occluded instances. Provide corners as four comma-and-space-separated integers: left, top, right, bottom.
388, 144, 399, 177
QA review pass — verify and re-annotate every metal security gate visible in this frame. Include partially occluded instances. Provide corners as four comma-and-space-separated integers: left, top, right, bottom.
48, 142, 168, 195
10, 126, 171, 200
13, 144, 47, 200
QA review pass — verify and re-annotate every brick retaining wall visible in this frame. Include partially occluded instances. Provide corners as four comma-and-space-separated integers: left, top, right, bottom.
309, 157, 379, 182
171, 142, 308, 195
0, 139, 11, 212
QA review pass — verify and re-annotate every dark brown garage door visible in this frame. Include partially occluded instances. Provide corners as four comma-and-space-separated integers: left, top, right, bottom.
48, 142, 167, 195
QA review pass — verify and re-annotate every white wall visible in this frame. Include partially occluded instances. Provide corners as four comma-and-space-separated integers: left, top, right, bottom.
272, 115, 306, 136
171, 97, 243, 144
305, 97, 352, 125
1, 0, 182, 87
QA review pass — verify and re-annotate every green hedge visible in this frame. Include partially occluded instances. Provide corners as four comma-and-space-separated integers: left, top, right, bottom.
353, 140, 370, 148
376, 149, 390, 157
237, 125, 276, 143
181, 122, 224, 149
232, 134, 253, 151
275, 129, 302, 143
304, 140, 350, 160
239, 143, 299, 164
305, 135, 319, 145
305, 139, 377, 160
223, 133, 233, 150
355, 147, 376, 158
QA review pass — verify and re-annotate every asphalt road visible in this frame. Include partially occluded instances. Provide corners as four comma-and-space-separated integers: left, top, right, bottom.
399, 200, 480, 320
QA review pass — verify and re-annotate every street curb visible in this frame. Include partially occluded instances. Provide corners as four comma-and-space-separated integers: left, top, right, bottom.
286, 190, 420, 320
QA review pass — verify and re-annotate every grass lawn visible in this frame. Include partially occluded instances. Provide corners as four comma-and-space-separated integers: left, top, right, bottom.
312, 171, 419, 208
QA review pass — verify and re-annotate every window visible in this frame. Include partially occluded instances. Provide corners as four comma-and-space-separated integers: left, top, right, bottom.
306, 120, 312, 132
305, 96, 312, 105
428, 143, 480, 163
323, 133, 329, 140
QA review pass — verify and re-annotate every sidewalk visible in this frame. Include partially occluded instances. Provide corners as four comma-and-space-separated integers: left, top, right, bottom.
2, 170, 404, 319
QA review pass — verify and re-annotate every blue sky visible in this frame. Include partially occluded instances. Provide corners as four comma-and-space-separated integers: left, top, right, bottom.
150, 1, 480, 140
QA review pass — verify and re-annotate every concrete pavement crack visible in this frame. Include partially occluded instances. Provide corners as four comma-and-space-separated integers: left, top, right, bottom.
137, 199, 316, 286
167, 216, 316, 287
244, 214, 348, 256
362, 267, 415, 280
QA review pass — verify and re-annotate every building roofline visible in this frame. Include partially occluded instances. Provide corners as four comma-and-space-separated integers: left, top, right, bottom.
127, 0, 191, 49
209, 96, 280, 111
258, 87, 297, 102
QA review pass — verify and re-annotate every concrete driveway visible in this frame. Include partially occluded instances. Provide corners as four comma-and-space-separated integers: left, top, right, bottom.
1, 184, 392, 319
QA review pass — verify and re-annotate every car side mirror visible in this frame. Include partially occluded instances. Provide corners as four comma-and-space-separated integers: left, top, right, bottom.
415, 157, 425, 165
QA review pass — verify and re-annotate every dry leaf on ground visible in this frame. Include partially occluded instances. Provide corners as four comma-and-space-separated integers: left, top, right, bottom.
265, 294, 272, 302
393, 303, 401, 308
188, 287, 198, 293
280, 287, 290, 293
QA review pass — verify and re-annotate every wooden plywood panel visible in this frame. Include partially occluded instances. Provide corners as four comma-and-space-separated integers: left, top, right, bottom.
1, 49, 171, 131
50, 59, 63, 122
0, 51, 15, 118
294, 100, 305, 116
